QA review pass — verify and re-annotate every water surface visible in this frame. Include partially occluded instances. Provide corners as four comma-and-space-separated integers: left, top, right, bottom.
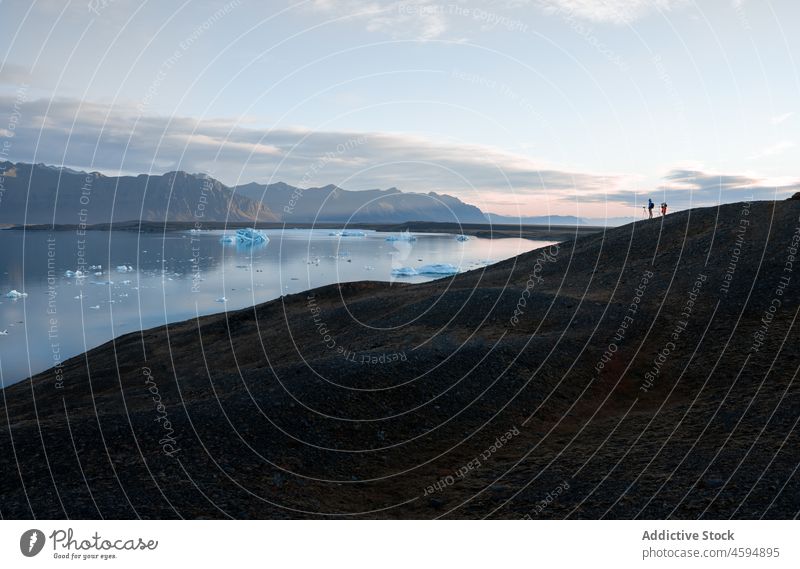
0, 229, 551, 385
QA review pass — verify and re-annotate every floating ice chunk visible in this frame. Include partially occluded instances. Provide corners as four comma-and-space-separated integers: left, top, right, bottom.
391, 263, 460, 277
89, 264, 102, 270
455, 234, 470, 241
0, 329, 8, 336
65, 270, 86, 277
121, 280, 131, 285
385, 230, 417, 242
94, 271, 103, 276
331, 230, 366, 237
5, 289, 27, 298
391, 267, 418, 277
89, 305, 100, 310
219, 234, 237, 243
91, 280, 114, 285
116, 265, 134, 272
216, 296, 227, 303
235, 228, 269, 244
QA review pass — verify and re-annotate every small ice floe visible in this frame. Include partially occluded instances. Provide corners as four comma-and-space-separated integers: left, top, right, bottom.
94, 271, 103, 276
385, 230, 417, 242
89, 305, 100, 310
219, 234, 237, 244
391, 263, 460, 277
455, 234, 470, 241
121, 280, 132, 285
235, 228, 269, 244
91, 280, 114, 285
5, 289, 27, 299
0, 329, 8, 336
116, 265, 134, 272
364, 265, 375, 271
330, 230, 366, 237
88, 264, 102, 270
65, 270, 86, 278
216, 296, 227, 303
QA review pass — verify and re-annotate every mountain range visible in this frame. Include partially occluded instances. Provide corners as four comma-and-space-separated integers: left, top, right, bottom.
0, 161, 617, 226
232, 180, 486, 224
0, 162, 276, 225
0, 162, 487, 225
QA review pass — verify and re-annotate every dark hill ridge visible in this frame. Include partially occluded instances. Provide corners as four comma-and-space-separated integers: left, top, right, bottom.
1, 200, 799, 519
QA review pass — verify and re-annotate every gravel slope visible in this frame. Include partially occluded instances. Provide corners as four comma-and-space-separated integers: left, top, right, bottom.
1, 200, 798, 519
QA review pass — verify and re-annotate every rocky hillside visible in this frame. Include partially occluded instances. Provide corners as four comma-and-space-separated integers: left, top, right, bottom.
1, 199, 798, 519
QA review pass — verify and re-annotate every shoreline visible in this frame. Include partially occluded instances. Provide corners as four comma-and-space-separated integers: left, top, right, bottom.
2, 220, 605, 241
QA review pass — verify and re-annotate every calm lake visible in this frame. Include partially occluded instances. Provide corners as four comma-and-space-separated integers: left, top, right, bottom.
0, 228, 551, 385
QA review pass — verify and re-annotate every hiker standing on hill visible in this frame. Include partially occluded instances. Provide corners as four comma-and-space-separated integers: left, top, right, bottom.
648, 198, 654, 219
661, 202, 668, 216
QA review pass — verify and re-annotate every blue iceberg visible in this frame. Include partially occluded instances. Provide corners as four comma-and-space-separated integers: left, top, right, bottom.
385, 230, 417, 242
234, 228, 269, 244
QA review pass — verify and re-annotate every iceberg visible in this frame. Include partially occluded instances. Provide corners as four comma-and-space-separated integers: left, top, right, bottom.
455, 234, 470, 241
391, 267, 418, 277
235, 228, 269, 244
391, 263, 460, 277
5, 289, 28, 299
385, 230, 417, 242
330, 230, 367, 237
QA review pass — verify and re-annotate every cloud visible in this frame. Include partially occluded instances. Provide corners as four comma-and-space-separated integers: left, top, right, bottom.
305, 0, 532, 40
748, 140, 795, 160
305, 0, 686, 37
0, 96, 626, 211
5, 97, 793, 215
583, 168, 800, 209
771, 111, 795, 125
306, 0, 453, 40
538, 0, 687, 25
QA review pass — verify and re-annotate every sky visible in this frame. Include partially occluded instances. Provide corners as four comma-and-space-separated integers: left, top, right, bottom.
0, 0, 798, 218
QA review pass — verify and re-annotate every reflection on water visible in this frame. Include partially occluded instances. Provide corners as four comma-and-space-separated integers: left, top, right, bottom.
0, 229, 551, 385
